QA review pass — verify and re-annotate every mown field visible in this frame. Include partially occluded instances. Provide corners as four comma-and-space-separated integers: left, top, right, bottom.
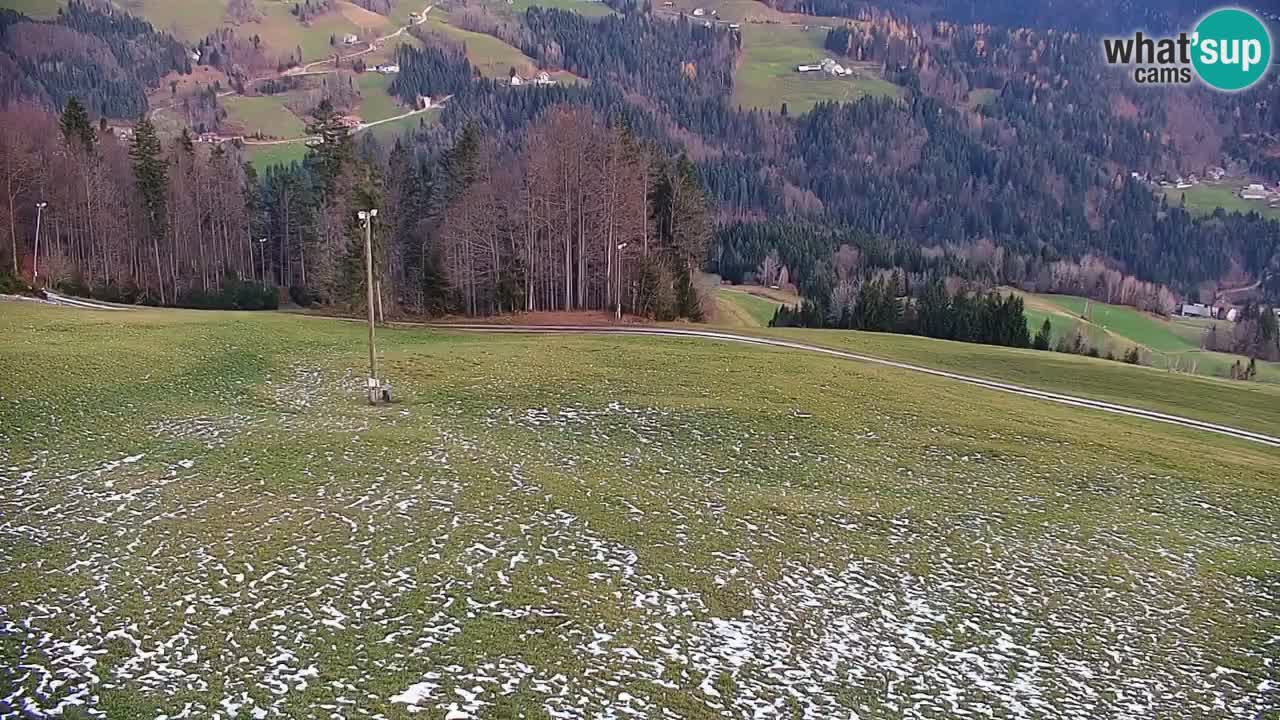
713, 287, 780, 327
732, 24, 901, 114
1161, 182, 1280, 221
221, 96, 307, 138
1017, 290, 1280, 384
1, 303, 1277, 719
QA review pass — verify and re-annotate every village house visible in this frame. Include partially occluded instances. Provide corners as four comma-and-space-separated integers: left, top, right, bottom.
1206, 166, 1226, 181
692, 7, 705, 16
820, 58, 851, 76
374, 64, 400, 74
415, 95, 433, 109
1180, 303, 1213, 319
343, 34, 359, 45
509, 75, 524, 86
533, 71, 555, 86
1241, 183, 1268, 200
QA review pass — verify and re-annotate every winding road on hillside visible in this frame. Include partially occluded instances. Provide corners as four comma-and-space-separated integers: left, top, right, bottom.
151, 5, 440, 142
29, 290, 1280, 447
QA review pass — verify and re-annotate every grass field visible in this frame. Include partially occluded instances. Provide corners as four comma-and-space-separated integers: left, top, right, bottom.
713, 287, 780, 327
420, 12, 540, 78
1, 304, 1277, 719
1161, 182, 1280, 221
245, 142, 310, 171
222, 96, 307, 138
3, 0, 62, 18
356, 72, 403, 123
732, 24, 900, 114
495, 0, 614, 18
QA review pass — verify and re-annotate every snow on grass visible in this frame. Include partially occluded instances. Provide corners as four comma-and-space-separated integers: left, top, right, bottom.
1, 310, 1277, 719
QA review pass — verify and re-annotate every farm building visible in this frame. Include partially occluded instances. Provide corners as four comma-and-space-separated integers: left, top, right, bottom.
692, 7, 705, 16
533, 71, 555, 85
797, 64, 822, 72
820, 58, 852, 76
509, 75, 524, 86
374, 64, 400, 74
1180, 303, 1213, 318
415, 95, 432, 110
1241, 183, 1268, 200
343, 34, 359, 45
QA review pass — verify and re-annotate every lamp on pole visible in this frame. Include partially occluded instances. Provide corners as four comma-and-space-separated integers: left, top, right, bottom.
357, 209, 382, 404
256, 237, 267, 284
616, 242, 628, 321
33, 202, 47, 280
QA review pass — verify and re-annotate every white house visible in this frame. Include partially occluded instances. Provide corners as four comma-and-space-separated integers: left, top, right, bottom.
415, 95, 433, 110
190, 49, 201, 62
728, 23, 740, 29
509, 75, 524, 86
343, 34, 359, 45
820, 58, 851, 76
797, 64, 821, 72
1226, 307, 1240, 322
692, 7, 705, 16
1180, 303, 1213, 318
374, 64, 400, 74
533, 71, 554, 85
1242, 183, 1268, 199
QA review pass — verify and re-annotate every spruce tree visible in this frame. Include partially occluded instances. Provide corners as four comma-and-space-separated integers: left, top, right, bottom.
130, 117, 168, 303
60, 97, 95, 153
1033, 318, 1052, 351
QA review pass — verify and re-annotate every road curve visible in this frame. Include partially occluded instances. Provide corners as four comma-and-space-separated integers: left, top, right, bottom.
429, 323, 1280, 449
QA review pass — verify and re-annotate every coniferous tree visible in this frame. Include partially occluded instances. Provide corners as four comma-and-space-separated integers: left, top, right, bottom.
130, 117, 168, 303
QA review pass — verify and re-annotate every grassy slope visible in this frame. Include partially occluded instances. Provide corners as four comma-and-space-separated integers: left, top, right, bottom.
501, 0, 615, 18
244, 141, 309, 170
221, 95, 307, 137
420, 12, 540, 78
758, 326, 1280, 436
733, 24, 900, 114
4, 0, 63, 18
1161, 182, 1280, 221
714, 288, 780, 327
1018, 291, 1280, 383
1, 304, 1276, 718
356, 72, 402, 122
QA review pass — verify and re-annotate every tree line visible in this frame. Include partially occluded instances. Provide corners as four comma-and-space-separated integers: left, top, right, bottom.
1, 97, 714, 320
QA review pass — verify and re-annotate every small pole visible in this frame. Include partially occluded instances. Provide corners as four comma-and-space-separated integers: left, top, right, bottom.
616, 242, 627, 321
360, 209, 379, 404
33, 202, 47, 280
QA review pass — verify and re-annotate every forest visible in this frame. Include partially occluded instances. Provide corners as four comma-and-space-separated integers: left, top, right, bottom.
0, 1, 190, 119
0, 98, 711, 320
1, 0, 1279, 329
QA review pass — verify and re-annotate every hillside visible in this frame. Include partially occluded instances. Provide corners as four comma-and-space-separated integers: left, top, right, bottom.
1017, 291, 1280, 383
3, 301, 1277, 718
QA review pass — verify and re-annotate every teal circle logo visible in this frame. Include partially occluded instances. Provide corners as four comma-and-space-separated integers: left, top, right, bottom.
1192, 8, 1272, 91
